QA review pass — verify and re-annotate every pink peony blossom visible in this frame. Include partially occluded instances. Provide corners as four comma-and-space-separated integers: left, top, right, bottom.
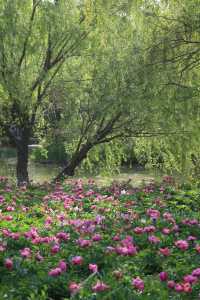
51, 244, 60, 255
115, 244, 137, 256
183, 275, 198, 284
77, 238, 91, 248
113, 235, 121, 241
175, 240, 189, 251
71, 256, 83, 265
148, 235, 160, 244
182, 282, 192, 293
89, 263, 98, 273
187, 235, 197, 242
69, 282, 81, 295
56, 232, 70, 241
35, 252, 44, 262
92, 281, 109, 292
167, 280, 175, 289
92, 234, 102, 241
58, 260, 67, 272
159, 247, 170, 256
4, 258, 13, 270
134, 227, 144, 234
10, 233, 20, 240
132, 277, 144, 292
6, 206, 15, 211
20, 247, 31, 258
146, 208, 160, 219
159, 272, 168, 281
144, 225, 156, 233
195, 244, 200, 253
4, 215, 13, 221
192, 268, 200, 277
48, 267, 62, 276
162, 228, 171, 235
174, 284, 183, 292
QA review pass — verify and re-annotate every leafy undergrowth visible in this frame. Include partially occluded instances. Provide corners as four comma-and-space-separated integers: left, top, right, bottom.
0, 176, 200, 300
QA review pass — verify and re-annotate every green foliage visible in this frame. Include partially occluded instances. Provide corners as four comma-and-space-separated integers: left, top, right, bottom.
1, 178, 200, 299
0, 0, 200, 182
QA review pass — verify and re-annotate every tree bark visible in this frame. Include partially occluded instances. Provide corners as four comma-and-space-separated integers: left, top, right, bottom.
16, 142, 29, 186
54, 142, 93, 181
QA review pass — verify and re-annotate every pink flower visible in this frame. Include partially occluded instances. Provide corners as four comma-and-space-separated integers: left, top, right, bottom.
48, 267, 62, 276
148, 235, 160, 244
92, 234, 102, 241
69, 282, 81, 295
192, 268, 200, 277
51, 244, 60, 255
174, 284, 183, 292
4, 215, 13, 221
10, 233, 20, 240
0, 195, 5, 203
163, 212, 173, 221
159, 272, 168, 281
183, 275, 198, 284
4, 258, 13, 270
105, 246, 115, 253
113, 235, 121, 241
146, 208, 160, 219
133, 227, 144, 234
45, 216, 53, 226
132, 277, 144, 291
89, 263, 98, 273
159, 247, 170, 256
182, 282, 192, 293
92, 281, 109, 292
56, 232, 70, 241
187, 235, 197, 242
35, 252, 44, 262
57, 214, 65, 222
2, 229, 11, 237
77, 238, 91, 248
58, 260, 67, 272
121, 236, 134, 246
195, 244, 200, 253
172, 224, 179, 232
20, 247, 31, 258
71, 256, 83, 265
175, 240, 189, 251
162, 228, 171, 235
115, 245, 137, 256
6, 206, 15, 211
0, 244, 6, 252
167, 280, 175, 289
144, 225, 156, 233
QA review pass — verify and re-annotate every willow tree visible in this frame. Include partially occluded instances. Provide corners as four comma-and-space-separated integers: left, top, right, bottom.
0, 0, 93, 185
136, 0, 200, 176
40, 0, 188, 180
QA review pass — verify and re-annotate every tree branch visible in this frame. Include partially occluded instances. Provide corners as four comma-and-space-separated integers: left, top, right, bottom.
18, 0, 41, 70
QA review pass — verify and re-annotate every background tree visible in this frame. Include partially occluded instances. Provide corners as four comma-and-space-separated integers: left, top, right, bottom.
0, 0, 93, 185
40, 0, 192, 181
136, 0, 200, 177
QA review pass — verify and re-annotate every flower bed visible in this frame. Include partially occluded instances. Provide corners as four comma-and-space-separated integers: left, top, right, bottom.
0, 176, 200, 299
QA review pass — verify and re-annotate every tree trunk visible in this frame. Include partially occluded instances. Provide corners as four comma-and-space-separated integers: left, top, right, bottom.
54, 142, 93, 182
16, 143, 29, 186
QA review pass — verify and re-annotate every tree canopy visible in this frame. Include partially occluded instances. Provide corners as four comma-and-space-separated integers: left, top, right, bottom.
0, 0, 199, 184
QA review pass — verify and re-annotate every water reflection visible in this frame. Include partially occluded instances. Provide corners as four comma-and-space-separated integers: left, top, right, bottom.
0, 158, 59, 183
0, 148, 160, 185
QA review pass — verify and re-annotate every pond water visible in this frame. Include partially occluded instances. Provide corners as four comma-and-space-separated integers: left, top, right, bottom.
0, 158, 59, 183
0, 147, 162, 185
